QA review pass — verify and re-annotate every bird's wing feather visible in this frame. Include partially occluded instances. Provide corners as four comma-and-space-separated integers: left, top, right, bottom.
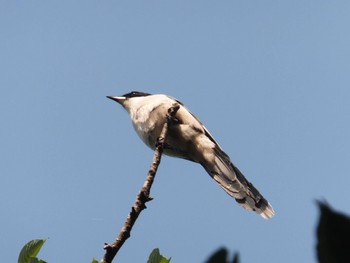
165, 99, 275, 219
201, 144, 275, 219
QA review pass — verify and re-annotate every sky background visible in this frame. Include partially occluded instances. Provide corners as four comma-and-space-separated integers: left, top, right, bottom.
1, 1, 350, 262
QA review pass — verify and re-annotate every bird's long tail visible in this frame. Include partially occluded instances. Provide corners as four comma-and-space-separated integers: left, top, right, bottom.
201, 147, 275, 219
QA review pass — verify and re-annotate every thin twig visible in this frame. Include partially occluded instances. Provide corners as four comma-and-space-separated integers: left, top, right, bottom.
101, 103, 180, 263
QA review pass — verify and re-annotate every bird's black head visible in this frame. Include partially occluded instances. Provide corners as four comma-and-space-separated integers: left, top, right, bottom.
122, 91, 152, 98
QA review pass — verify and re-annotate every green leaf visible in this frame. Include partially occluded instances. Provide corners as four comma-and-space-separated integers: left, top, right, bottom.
18, 239, 46, 263
91, 258, 100, 263
159, 258, 171, 263
147, 248, 171, 263
29, 258, 44, 263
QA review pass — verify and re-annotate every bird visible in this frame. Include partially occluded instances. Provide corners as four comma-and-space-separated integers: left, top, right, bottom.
107, 91, 275, 219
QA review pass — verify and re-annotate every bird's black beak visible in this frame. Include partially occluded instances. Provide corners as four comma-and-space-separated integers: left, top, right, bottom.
106, 96, 126, 105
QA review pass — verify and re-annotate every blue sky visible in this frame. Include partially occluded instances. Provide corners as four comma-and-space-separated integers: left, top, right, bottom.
1, 1, 350, 262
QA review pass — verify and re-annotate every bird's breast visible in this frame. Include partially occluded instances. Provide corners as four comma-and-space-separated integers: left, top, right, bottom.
132, 116, 164, 150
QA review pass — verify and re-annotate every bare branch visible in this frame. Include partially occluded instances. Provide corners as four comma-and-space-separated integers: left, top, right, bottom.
101, 103, 180, 263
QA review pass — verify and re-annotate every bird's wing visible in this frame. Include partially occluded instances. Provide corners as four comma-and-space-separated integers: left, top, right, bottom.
209, 145, 275, 219
184, 106, 274, 219
169, 101, 274, 219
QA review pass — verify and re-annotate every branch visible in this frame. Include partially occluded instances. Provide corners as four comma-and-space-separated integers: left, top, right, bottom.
101, 103, 180, 263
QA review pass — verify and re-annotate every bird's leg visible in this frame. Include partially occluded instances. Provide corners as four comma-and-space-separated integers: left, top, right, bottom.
155, 103, 180, 148
167, 103, 180, 124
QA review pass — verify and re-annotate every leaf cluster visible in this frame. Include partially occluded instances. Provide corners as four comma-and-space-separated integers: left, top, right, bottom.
18, 201, 350, 263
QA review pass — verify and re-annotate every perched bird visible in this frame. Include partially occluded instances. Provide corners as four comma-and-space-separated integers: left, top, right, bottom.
107, 91, 274, 219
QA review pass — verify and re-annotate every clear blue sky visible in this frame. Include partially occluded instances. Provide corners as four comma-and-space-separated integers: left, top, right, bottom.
1, 1, 350, 262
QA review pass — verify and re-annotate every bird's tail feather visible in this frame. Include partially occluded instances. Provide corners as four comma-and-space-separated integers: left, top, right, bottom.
201, 147, 275, 219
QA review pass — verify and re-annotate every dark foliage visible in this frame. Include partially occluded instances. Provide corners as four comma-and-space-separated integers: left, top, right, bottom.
205, 247, 239, 263
316, 201, 350, 263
